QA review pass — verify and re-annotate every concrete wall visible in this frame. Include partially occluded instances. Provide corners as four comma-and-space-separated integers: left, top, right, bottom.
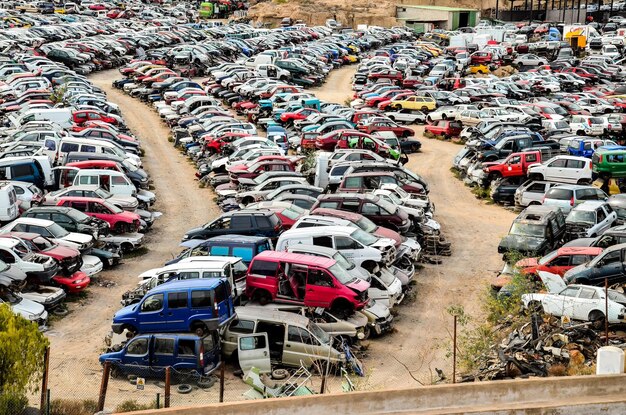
121, 374, 626, 415
396, 7, 449, 23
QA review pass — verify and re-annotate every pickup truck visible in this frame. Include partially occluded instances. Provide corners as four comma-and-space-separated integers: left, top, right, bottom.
477, 135, 560, 162
482, 150, 544, 183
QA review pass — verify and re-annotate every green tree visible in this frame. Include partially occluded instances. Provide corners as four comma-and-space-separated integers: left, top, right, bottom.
0, 303, 49, 414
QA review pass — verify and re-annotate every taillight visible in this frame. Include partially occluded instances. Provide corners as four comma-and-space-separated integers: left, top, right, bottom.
587, 119, 592, 126
213, 299, 218, 317
199, 344, 204, 367
570, 197, 575, 206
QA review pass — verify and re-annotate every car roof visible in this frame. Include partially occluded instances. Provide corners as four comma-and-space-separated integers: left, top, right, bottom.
222, 209, 275, 217
252, 250, 337, 267
147, 278, 226, 293
235, 305, 310, 326
572, 200, 606, 210
205, 235, 268, 243
11, 217, 54, 226
557, 246, 604, 255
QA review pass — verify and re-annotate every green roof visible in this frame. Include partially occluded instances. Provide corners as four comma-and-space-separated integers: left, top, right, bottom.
397, 5, 477, 12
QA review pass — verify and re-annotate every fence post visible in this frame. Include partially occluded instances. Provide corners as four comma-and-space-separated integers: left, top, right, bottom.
164, 367, 171, 408
46, 389, 50, 415
319, 361, 328, 394
40, 346, 50, 411
97, 361, 111, 412
452, 315, 457, 384
219, 362, 225, 403
156, 393, 160, 409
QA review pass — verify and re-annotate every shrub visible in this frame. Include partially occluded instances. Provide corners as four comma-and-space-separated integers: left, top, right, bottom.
115, 399, 158, 413
0, 394, 28, 415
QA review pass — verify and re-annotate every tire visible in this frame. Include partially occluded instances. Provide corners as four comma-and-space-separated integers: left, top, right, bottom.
361, 325, 371, 341
589, 310, 605, 329
242, 196, 254, 205
421, 106, 428, 112
197, 376, 217, 389
271, 368, 289, 380
110, 366, 122, 379
177, 384, 193, 394
128, 375, 138, 385
577, 130, 584, 136
115, 222, 128, 234
529, 201, 541, 206
577, 179, 591, 185
191, 322, 208, 337
388, 115, 395, 122
52, 307, 69, 316
411, 144, 420, 152
255, 289, 271, 305
403, 131, 411, 138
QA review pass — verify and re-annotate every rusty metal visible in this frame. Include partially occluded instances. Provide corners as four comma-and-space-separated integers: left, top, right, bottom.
164, 367, 171, 408
97, 361, 111, 412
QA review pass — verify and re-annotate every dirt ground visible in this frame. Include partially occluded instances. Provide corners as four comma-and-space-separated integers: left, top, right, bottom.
43, 66, 516, 406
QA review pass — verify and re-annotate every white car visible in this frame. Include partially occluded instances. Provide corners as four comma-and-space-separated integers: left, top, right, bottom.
576, 99, 613, 115
569, 115, 604, 136
566, 201, 617, 238
522, 271, 626, 326
0, 180, 42, 210
0, 218, 94, 252
528, 155, 593, 184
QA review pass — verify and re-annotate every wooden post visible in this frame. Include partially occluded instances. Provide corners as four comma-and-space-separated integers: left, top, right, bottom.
452, 315, 457, 384
40, 347, 50, 411
97, 361, 111, 412
605, 278, 609, 346
320, 361, 328, 394
219, 362, 225, 403
164, 367, 171, 408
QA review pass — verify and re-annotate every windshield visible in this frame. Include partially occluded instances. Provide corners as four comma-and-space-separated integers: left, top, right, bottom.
376, 198, 398, 215
308, 321, 331, 345
94, 188, 113, 199
122, 159, 137, 172
328, 263, 356, 284
350, 229, 378, 246
280, 208, 300, 220
48, 223, 70, 238
567, 210, 595, 224
356, 216, 377, 233
509, 222, 546, 238
332, 252, 355, 270
103, 200, 123, 214
538, 250, 558, 265
0, 289, 21, 305
385, 191, 403, 205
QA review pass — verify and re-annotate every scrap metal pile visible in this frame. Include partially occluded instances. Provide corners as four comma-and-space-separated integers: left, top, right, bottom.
460, 317, 622, 382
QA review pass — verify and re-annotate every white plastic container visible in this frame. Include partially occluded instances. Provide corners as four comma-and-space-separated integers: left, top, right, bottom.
596, 346, 625, 375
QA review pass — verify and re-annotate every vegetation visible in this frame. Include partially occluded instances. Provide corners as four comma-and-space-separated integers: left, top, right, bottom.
115, 399, 158, 412
0, 304, 49, 414
50, 398, 98, 415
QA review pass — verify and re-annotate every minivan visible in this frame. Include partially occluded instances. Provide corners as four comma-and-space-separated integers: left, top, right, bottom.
245, 251, 370, 316
542, 185, 608, 213
0, 156, 54, 189
276, 225, 396, 271
43, 136, 141, 167
111, 278, 235, 336
99, 332, 221, 379
514, 180, 560, 208
0, 183, 19, 222
64, 169, 156, 207
222, 306, 345, 372
169, 235, 273, 266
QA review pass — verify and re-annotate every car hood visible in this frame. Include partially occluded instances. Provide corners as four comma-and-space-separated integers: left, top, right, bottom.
370, 237, 397, 250
64, 232, 93, 244
138, 267, 160, 280
499, 235, 545, 251
374, 226, 402, 247
564, 263, 588, 282
43, 244, 80, 260
113, 303, 137, 320
13, 296, 46, 318
346, 277, 370, 293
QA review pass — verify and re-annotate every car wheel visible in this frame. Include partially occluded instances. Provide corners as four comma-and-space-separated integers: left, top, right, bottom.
412, 143, 420, 152
589, 310, 606, 330
115, 222, 128, 234
421, 106, 428, 112
192, 322, 208, 337
177, 384, 193, 394
441, 113, 447, 120
271, 369, 289, 380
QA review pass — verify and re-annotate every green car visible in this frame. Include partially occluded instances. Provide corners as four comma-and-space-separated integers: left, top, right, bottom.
592, 146, 626, 179
199, 2, 213, 18
348, 137, 401, 160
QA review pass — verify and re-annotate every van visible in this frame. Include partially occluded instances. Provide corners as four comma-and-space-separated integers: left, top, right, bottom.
8, 108, 73, 129
169, 235, 273, 266
514, 180, 560, 208
62, 152, 150, 189
65, 169, 157, 207
99, 332, 221, 379
276, 225, 396, 271
245, 251, 369, 316
43, 136, 141, 167
0, 183, 19, 221
0, 156, 54, 189
222, 306, 345, 372
111, 278, 235, 336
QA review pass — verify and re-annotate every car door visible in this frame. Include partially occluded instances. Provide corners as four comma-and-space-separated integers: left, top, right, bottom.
545, 158, 567, 182
574, 287, 602, 321
165, 291, 188, 332
237, 333, 271, 373
121, 336, 151, 370
138, 292, 166, 332
595, 207, 609, 235
304, 268, 335, 308
284, 325, 322, 369
544, 286, 580, 318
564, 158, 585, 183
591, 249, 623, 284
333, 235, 363, 265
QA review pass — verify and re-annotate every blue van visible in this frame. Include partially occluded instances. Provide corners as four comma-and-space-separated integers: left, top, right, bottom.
111, 279, 235, 336
167, 235, 272, 266
99, 332, 220, 379
0, 157, 50, 190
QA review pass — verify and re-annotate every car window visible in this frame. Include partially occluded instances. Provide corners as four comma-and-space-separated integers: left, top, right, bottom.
597, 208, 606, 222
319, 201, 339, 209
579, 288, 598, 299
255, 216, 271, 228
126, 338, 148, 356
528, 182, 546, 192
560, 287, 580, 297
154, 338, 175, 355
566, 159, 585, 169
342, 200, 360, 213
362, 202, 381, 215
191, 290, 212, 308
229, 319, 255, 334
551, 256, 570, 266
287, 325, 319, 345
571, 254, 590, 265
313, 235, 333, 248
141, 293, 163, 312
178, 339, 196, 356
231, 215, 252, 229
601, 250, 621, 265
250, 259, 278, 276
548, 159, 567, 168
168, 292, 187, 309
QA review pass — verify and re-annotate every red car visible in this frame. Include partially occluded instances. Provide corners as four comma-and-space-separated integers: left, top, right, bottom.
561, 67, 599, 83
56, 197, 141, 234
516, 247, 604, 277
315, 129, 366, 151
259, 85, 300, 99
279, 108, 319, 124
72, 110, 118, 127
204, 132, 250, 154
5, 232, 90, 293
367, 69, 402, 82
470, 51, 493, 65
424, 120, 463, 139
227, 156, 296, 173
359, 119, 415, 138
364, 89, 412, 108
228, 161, 295, 182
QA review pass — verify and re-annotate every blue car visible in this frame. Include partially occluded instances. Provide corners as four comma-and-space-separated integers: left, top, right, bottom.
100, 332, 221, 379
111, 279, 235, 336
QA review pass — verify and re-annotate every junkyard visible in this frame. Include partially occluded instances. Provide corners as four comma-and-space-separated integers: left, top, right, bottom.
6, 1, 626, 414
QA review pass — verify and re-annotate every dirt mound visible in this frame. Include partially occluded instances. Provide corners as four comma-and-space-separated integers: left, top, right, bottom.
247, 0, 398, 28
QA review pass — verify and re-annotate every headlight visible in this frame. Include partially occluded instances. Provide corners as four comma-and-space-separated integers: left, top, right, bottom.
74, 279, 84, 284
182, 234, 190, 240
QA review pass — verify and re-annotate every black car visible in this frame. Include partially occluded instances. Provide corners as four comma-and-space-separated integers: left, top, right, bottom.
182, 210, 283, 241
490, 178, 524, 205
564, 243, 626, 285
22, 206, 108, 237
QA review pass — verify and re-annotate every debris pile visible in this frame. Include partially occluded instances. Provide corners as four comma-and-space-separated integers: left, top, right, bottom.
461, 317, 618, 382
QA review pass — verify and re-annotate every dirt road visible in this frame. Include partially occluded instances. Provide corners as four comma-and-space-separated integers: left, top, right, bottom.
316, 68, 517, 386
44, 69, 220, 402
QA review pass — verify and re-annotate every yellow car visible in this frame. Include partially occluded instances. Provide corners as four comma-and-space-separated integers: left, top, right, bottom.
390, 96, 437, 112
344, 55, 359, 63
469, 64, 490, 75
